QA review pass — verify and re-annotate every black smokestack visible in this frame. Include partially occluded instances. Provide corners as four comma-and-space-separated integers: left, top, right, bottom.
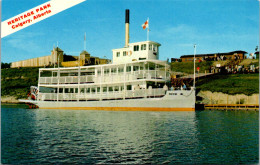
125, 9, 129, 23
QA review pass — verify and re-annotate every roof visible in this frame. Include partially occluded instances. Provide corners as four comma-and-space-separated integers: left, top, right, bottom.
180, 50, 248, 58
112, 40, 161, 51
51, 47, 63, 52
80, 50, 90, 55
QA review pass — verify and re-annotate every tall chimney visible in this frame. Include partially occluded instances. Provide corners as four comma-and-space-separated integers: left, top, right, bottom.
125, 9, 130, 47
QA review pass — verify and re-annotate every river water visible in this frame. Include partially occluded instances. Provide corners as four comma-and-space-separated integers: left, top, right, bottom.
1, 104, 259, 164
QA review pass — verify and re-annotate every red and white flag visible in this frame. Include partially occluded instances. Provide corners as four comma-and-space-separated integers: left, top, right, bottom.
142, 19, 149, 29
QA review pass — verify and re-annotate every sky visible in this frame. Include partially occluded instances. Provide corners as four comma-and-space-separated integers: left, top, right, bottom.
1, 0, 259, 63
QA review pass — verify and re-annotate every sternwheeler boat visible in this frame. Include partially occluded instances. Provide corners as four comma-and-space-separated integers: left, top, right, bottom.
20, 9, 195, 111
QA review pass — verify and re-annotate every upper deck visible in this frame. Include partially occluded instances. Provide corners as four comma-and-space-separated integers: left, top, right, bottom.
38, 60, 170, 87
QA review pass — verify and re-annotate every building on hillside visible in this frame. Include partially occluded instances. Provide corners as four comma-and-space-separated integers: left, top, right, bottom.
62, 50, 111, 67
171, 58, 180, 62
11, 47, 110, 68
180, 50, 248, 62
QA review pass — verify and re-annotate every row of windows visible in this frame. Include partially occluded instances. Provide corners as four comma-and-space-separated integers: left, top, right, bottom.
134, 44, 157, 52
169, 93, 183, 95
116, 44, 158, 57
52, 85, 135, 93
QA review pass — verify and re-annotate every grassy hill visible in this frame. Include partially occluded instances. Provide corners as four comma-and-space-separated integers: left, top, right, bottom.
171, 61, 213, 74
196, 73, 259, 96
1, 67, 39, 99
171, 59, 259, 96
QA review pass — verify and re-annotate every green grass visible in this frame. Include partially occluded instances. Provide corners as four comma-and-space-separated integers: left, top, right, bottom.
196, 73, 259, 96
171, 61, 213, 74
1, 67, 39, 99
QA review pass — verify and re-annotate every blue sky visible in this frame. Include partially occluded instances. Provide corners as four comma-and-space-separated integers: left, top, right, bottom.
1, 0, 259, 63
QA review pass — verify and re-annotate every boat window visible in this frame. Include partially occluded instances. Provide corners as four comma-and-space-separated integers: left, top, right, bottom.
80, 88, 84, 93
180, 93, 183, 95
123, 51, 127, 56
91, 88, 96, 93
141, 44, 146, 50
97, 70, 101, 75
121, 86, 124, 91
127, 85, 132, 90
116, 52, 120, 57
115, 86, 119, 91
75, 88, 78, 93
103, 87, 107, 92
109, 87, 113, 92
133, 66, 139, 71
153, 45, 157, 52
118, 68, 124, 73
65, 88, 69, 93
111, 68, 117, 73
104, 69, 109, 74
126, 66, 131, 72
97, 87, 100, 93
87, 88, 90, 93
134, 45, 139, 51
149, 44, 152, 50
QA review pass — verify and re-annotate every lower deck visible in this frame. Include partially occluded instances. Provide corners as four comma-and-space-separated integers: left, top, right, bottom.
23, 89, 196, 111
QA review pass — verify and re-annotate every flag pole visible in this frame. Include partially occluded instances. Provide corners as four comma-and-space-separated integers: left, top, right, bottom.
147, 17, 149, 41
193, 44, 196, 88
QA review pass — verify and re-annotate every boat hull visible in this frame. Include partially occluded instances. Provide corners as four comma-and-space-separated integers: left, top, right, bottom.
21, 90, 195, 111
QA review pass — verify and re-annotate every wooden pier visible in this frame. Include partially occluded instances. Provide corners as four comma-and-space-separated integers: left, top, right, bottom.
204, 104, 259, 111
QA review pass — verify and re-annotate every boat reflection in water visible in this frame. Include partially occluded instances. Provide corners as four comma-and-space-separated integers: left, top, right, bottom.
1, 105, 258, 164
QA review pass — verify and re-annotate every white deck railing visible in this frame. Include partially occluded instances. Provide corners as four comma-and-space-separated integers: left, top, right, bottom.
37, 88, 166, 101
39, 70, 168, 85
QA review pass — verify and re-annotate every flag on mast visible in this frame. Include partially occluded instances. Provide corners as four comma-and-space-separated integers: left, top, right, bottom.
142, 18, 150, 41
142, 19, 149, 29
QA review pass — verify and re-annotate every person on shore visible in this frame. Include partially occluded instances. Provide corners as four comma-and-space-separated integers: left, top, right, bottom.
183, 83, 187, 90
170, 86, 174, 91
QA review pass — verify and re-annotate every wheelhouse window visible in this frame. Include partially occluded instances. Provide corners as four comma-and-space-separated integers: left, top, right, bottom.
116, 52, 120, 57
149, 44, 152, 50
141, 44, 146, 50
134, 45, 139, 51
153, 45, 157, 52
123, 51, 127, 56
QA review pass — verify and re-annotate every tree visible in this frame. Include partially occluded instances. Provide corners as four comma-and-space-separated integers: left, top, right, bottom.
1, 62, 11, 69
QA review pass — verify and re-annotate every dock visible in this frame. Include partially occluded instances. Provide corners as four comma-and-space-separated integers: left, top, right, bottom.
204, 104, 259, 111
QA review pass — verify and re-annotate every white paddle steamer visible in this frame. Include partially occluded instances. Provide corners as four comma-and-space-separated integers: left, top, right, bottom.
20, 10, 195, 111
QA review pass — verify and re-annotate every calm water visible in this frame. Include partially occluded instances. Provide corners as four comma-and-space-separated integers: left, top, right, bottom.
1, 104, 259, 164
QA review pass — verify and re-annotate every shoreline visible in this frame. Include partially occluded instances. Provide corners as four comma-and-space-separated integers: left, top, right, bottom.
1, 96, 22, 104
